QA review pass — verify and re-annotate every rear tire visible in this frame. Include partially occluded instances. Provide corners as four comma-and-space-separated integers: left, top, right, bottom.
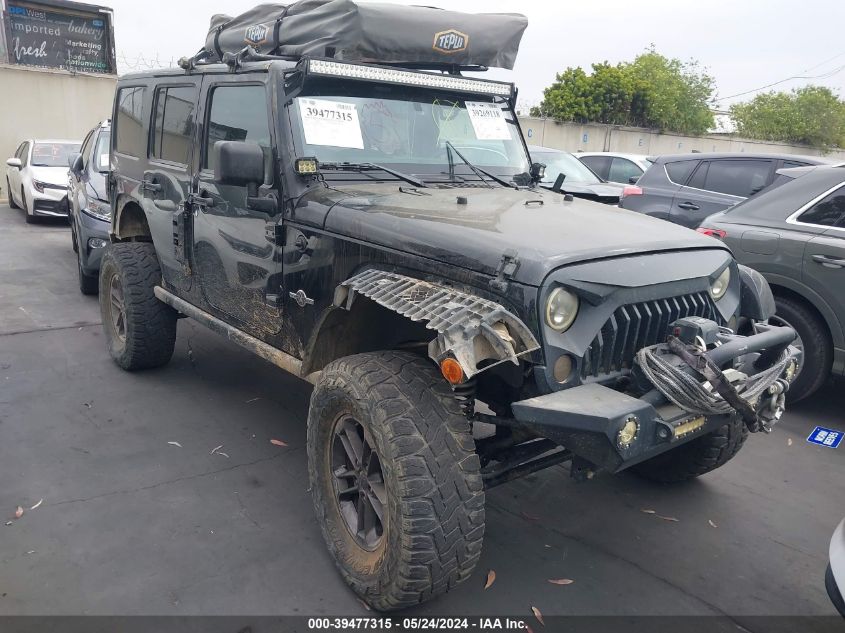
772, 295, 831, 402
7, 178, 19, 209
308, 351, 485, 611
99, 242, 177, 370
630, 417, 748, 483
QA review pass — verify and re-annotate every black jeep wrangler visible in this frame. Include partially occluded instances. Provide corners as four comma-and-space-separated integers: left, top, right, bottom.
100, 4, 799, 611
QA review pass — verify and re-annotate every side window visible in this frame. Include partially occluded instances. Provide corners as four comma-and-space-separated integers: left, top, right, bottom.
21, 142, 30, 166
15, 142, 26, 161
151, 86, 197, 165
608, 157, 643, 184
580, 155, 611, 180
115, 87, 146, 157
703, 159, 772, 197
79, 130, 95, 170
797, 186, 845, 228
204, 85, 271, 177
687, 161, 710, 190
665, 160, 698, 185
782, 160, 808, 169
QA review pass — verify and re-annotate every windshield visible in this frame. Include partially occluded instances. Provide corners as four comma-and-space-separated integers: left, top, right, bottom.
31, 142, 80, 168
534, 151, 602, 185
94, 131, 111, 172
289, 81, 529, 184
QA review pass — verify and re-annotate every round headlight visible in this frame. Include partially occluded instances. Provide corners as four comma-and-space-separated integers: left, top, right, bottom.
710, 267, 731, 301
545, 288, 579, 332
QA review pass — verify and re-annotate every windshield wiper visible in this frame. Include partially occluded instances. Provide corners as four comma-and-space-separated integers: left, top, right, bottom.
318, 161, 427, 188
444, 141, 518, 190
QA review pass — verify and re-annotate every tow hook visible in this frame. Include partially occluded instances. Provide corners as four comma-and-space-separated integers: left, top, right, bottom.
759, 378, 789, 432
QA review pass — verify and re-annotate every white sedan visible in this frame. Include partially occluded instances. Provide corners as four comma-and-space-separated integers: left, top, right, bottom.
5, 139, 81, 223
575, 152, 654, 185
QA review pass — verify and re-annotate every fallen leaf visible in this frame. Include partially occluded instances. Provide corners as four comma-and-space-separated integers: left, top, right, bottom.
270, 439, 288, 447
787, 438, 793, 446
640, 509, 656, 514
357, 598, 371, 611
531, 606, 545, 626
547, 578, 574, 585
83, 402, 92, 408
4, 521, 11, 526
521, 511, 541, 522
217, 452, 230, 458
658, 515, 679, 522
484, 569, 496, 589
167, 441, 182, 448
30, 499, 43, 510
14, 506, 23, 519
245, 397, 261, 404
26, 550, 35, 555
708, 519, 718, 528
210, 445, 224, 455
525, 626, 534, 633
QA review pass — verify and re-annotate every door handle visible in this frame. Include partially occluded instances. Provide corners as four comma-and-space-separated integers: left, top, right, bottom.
812, 254, 845, 269
141, 179, 161, 193
678, 202, 700, 211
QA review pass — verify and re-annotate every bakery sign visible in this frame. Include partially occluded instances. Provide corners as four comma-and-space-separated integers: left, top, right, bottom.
4, 1, 116, 74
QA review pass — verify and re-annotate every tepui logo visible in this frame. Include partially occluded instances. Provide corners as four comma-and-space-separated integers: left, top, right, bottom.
244, 24, 268, 46
433, 29, 468, 54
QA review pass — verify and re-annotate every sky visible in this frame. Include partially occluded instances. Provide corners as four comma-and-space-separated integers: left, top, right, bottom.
106, 0, 845, 112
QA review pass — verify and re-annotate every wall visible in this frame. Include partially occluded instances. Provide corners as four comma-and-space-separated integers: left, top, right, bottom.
0, 64, 116, 200
518, 117, 845, 161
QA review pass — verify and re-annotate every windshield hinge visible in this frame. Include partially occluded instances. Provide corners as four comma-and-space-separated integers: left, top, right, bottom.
490, 249, 520, 292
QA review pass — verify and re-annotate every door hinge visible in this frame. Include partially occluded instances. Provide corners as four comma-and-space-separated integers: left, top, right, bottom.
490, 249, 520, 292
265, 224, 284, 245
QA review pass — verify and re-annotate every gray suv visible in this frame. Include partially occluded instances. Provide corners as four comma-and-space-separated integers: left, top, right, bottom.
699, 165, 845, 401
621, 152, 829, 228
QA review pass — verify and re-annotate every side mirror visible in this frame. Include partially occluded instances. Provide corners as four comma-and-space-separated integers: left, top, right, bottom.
529, 162, 546, 182
628, 175, 639, 184
214, 141, 264, 192
6, 158, 22, 169
68, 153, 83, 174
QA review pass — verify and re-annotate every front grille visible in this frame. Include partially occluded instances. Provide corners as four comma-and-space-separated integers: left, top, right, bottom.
580, 292, 724, 380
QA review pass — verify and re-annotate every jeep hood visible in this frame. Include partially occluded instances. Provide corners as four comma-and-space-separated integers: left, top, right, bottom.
319, 184, 728, 286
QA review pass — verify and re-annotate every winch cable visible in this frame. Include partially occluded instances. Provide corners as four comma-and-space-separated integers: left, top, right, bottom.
636, 337, 790, 433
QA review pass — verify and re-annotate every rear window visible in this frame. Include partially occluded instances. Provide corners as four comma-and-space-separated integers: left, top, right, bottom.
115, 87, 146, 157
665, 160, 698, 185
151, 86, 197, 165
701, 159, 772, 197
797, 185, 845, 228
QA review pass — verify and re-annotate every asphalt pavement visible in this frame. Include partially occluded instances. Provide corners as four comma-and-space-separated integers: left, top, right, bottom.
0, 204, 843, 628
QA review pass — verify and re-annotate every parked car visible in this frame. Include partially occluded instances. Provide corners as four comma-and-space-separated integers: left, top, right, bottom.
829, 517, 845, 617
5, 139, 81, 223
100, 23, 800, 610
576, 151, 653, 184
68, 120, 111, 294
529, 145, 625, 204
698, 165, 845, 401
620, 152, 830, 228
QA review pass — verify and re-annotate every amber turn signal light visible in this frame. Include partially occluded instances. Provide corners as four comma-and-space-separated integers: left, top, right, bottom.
440, 358, 464, 385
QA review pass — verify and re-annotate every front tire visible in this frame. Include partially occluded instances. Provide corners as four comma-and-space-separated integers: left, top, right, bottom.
630, 417, 748, 483
771, 295, 832, 402
77, 242, 98, 295
7, 178, 20, 209
22, 187, 36, 224
308, 351, 485, 611
99, 242, 177, 370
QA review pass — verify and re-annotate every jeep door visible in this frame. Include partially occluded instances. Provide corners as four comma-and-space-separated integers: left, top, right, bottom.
191, 76, 283, 336
141, 78, 201, 288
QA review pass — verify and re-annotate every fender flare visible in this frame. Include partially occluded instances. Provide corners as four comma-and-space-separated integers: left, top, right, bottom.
335, 270, 540, 379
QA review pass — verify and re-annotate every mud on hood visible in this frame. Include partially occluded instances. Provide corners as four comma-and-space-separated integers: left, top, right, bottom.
319, 183, 729, 286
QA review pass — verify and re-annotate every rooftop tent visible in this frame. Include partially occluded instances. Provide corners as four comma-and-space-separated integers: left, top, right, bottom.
203, 0, 528, 70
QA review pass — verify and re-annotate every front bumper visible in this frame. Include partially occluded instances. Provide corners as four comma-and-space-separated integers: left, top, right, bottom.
511, 324, 798, 473
31, 186, 69, 216
77, 209, 110, 274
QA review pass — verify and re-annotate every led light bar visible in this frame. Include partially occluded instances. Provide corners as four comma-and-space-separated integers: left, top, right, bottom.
307, 59, 513, 97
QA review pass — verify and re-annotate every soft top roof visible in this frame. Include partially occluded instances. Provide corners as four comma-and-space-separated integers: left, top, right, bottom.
203, 1, 527, 70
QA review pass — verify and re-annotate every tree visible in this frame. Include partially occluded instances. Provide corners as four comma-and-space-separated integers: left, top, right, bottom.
730, 86, 845, 150
533, 49, 715, 135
